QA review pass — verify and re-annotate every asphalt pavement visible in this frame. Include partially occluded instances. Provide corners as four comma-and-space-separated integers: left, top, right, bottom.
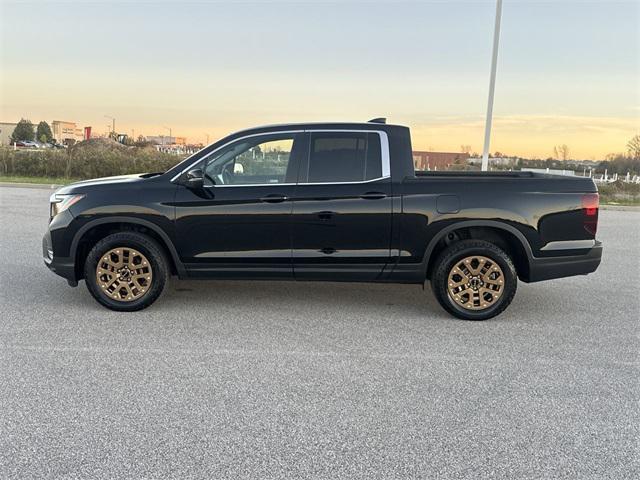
1, 185, 638, 479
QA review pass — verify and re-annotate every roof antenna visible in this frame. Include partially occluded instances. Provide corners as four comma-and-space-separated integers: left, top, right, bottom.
368, 117, 386, 124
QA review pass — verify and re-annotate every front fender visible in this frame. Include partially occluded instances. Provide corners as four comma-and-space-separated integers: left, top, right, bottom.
69, 216, 186, 278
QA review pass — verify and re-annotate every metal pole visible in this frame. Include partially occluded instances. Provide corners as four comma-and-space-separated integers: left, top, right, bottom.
481, 0, 503, 172
104, 115, 115, 135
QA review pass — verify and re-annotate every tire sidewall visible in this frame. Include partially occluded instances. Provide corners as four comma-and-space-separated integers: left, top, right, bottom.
84, 233, 167, 311
433, 242, 517, 321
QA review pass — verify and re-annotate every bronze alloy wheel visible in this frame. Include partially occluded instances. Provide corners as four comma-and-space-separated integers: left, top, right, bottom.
95, 247, 153, 302
447, 255, 505, 311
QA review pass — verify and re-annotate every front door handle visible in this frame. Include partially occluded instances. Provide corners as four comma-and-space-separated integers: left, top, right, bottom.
260, 194, 288, 203
360, 191, 387, 200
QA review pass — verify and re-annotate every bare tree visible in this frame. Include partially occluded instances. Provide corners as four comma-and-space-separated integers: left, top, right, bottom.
627, 135, 640, 159
460, 145, 472, 155
553, 144, 570, 161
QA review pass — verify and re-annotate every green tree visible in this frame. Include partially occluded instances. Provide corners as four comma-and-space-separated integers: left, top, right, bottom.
36, 121, 53, 143
10, 119, 35, 143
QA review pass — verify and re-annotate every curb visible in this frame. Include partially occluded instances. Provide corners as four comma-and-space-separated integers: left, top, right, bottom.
600, 204, 640, 211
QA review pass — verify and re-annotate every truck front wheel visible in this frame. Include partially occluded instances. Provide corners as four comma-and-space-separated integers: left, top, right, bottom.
431, 239, 517, 320
84, 232, 168, 312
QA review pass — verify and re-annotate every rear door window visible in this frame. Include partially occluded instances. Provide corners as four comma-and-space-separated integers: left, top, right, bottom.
304, 132, 382, 183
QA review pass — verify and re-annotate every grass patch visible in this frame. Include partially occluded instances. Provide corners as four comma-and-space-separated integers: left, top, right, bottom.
601, 198, 640, 206
0, 175, 80, 185
598, 180, 640, 206
0, 140, 184, 181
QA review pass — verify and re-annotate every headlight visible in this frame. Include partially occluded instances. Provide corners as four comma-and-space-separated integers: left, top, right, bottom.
50, 193, 85, 218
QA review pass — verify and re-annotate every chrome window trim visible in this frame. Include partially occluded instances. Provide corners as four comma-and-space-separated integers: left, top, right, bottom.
379, 131, 390, 178
171, 128, 391, 185
296, 176, 390, 187
204, 183, 296, 188
205, 176, 390, 189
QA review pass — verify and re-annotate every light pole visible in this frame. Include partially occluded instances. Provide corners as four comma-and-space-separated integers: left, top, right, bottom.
481, 0, 503, 172
163, 126, 172, 145
104, 115, 115, 136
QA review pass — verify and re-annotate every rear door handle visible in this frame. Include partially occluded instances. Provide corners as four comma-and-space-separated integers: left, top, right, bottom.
360, 192, 387, 200
316, 211, 334, 221
260, 194, 289, 203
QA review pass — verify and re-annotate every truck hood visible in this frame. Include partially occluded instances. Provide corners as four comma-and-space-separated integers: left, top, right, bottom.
56, 173, 157, 194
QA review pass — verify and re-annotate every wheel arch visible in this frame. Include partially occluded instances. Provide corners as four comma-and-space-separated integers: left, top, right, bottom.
71, 217, 186, 280
424, 220, 534, 281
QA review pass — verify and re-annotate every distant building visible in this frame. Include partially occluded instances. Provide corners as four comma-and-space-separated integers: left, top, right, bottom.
0, 122, 18, 145
466, 157, 519, 168
490, 157, 518, 167
146, 135, 179, 145
52, 120, 83, 144
522, 168, 575, 176
412, 151, 470, 171
466, 157, 518, 167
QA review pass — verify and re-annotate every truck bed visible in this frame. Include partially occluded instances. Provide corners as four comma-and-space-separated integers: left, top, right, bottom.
415, 170, 535, 178
408, 170, 597, 193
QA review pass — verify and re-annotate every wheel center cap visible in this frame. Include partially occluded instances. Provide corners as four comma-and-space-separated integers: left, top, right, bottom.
469, 276, 483, 290
118, 267, 132, 281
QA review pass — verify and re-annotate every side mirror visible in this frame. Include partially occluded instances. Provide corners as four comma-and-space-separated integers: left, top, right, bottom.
185, 168, 205, 189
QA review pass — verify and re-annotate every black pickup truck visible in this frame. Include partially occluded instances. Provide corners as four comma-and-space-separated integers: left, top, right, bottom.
43, 120, 602, 320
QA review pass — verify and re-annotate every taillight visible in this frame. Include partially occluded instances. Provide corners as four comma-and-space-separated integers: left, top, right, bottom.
582, 193, 599, 236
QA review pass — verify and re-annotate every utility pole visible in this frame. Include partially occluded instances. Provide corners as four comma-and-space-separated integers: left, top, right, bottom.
481, 0, 503, 172
104, 115, 115, 136
163, 126, 172, 145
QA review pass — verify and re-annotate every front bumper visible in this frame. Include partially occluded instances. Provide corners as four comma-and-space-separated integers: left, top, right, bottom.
527, 240, 603, 282
43, 230, 77, 286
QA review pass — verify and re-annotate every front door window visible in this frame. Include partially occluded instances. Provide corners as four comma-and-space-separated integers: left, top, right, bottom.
203, 135, 296, 186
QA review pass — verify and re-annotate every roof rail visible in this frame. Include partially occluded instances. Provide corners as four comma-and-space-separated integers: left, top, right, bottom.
368, 117, 386, 124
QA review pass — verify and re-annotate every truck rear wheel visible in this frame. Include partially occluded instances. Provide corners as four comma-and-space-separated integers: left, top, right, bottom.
431, 239, 517, 320
84, 232, 168, 311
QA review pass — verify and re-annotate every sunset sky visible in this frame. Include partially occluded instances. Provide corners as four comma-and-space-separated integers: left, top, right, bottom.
1, 0, 638, 159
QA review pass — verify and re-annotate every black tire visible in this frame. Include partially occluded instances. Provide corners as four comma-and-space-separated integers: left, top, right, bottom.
430, 239, 517, 321
84, 232, 168, 311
